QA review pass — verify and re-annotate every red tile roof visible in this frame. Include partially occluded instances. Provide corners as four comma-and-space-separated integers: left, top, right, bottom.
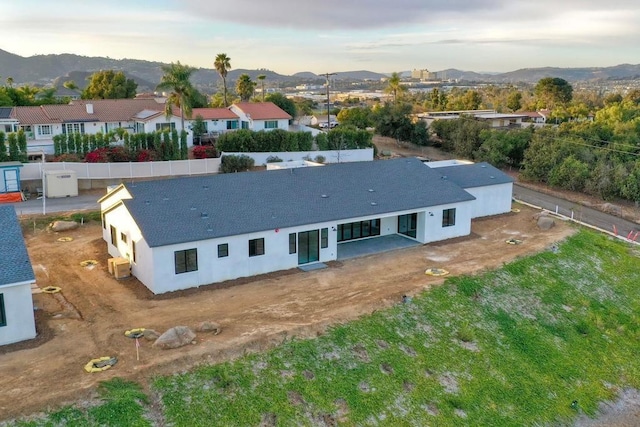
191, 108, 239, 120
232, 102, 292, 120
11, 99, 167, 124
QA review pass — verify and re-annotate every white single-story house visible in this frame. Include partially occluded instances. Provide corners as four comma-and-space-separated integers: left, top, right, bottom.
229, 102, 292, 131
99, 158, 513, 294
425, 161, 514, 218
0, 205, 37, 346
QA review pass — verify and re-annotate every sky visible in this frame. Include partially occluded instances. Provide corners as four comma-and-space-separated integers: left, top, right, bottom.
2, 0, 639, 75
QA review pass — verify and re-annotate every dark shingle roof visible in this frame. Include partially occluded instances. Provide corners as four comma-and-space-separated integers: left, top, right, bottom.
0, 107, 13, 119
0, 206, 35, 287
430, 162, 513, 189
121, 158, 476, 247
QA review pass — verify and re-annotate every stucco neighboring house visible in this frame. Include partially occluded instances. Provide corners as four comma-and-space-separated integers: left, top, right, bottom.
473, 113, 528, 128
9, 98, 185, 154
229, 102, 292, 131
188, 107, 241, 136
99, 157, 513, 294
0, 205, 37, 346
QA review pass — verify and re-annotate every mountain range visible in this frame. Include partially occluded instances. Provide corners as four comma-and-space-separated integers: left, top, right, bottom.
1, 49, 639, 91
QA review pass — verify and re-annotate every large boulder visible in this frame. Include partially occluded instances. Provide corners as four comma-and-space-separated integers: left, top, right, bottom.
196, 321, 221, 335
537, 216, 556, 230
50, 220, 79, 232
153, 326, 196, 349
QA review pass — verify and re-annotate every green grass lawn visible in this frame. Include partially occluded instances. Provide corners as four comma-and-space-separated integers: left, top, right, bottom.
8, 230, 640, 426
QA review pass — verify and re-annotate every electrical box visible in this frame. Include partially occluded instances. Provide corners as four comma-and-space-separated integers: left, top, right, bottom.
44, 170, 78, 198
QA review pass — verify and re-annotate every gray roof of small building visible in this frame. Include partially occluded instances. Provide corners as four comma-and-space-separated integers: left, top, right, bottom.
121, 157, 476, 248
431, 162, 514, 189
0, 205, 35, 287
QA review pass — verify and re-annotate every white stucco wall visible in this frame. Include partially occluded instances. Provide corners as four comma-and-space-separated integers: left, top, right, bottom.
463, 182, 513, 218
417, 202, 473, 243
0, 282, 37, 346
148, 220, 338, 294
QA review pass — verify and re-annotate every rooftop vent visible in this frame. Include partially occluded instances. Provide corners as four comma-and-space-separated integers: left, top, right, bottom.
490, 176, 495, 179
190, 206, 196, 211
201, 212, 209, 219
202, 185, 209, 190
144, 200, 150, 205
481, 164, 487, 168
441, 175, 448, 180
368, 189, 374, 192
162, 196, 169, 201
371, 202, 377, 206
321, 194, 328, 198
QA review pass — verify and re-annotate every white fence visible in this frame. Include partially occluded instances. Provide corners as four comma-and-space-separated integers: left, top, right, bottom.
222, 148, 374, 166
20, 158, 222, 181
18, 149, 374, 181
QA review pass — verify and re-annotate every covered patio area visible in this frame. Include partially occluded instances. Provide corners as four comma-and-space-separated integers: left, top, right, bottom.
337, 234, 421, 260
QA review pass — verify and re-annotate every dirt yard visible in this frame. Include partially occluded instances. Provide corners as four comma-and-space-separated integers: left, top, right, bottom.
0, 206, 574, 421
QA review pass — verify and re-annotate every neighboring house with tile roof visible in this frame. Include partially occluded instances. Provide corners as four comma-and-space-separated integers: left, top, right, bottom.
99, 157, 513, 294
229, 102, 292, 131
190, 107, 241, 136
10, 98, 180, 154
8, 100, 295, 154
0, 205, 37, 346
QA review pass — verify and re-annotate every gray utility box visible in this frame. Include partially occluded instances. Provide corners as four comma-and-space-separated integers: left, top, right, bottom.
44, 170, 78, 198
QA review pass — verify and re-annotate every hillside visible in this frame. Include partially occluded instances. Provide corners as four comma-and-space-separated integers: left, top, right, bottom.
1, 49, 639, 89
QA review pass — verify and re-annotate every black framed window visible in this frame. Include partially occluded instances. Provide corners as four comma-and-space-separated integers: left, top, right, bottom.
321, 228, 328, 248
218, 243, 229, 258
337, 219, 381, 242
442, 208, 456, 227
289, 233, 296, 254
120, 232, 127, 243
132, 240, 137, 263
0, 294, 6, 327
398, 213, 417, 238
175, 248, 198, 274
249, 238, 265, 257
110, 225, 117, 245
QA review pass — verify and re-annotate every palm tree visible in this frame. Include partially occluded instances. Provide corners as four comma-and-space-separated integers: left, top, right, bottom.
156, 61, 196, 131
5, 77, 14, 88
257, 74, 266, 102
214, 53, 232, 107
385, 72, 406, 103
236, 74, 255, 102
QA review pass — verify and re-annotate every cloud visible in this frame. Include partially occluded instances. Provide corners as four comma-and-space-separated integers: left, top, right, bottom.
179, 0, 503, 30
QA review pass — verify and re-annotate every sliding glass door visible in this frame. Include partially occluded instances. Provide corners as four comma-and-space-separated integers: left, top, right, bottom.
298, 230, 319, 264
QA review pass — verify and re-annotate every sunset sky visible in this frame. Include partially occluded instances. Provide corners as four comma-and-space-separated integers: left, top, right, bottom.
3, 0, 639, 74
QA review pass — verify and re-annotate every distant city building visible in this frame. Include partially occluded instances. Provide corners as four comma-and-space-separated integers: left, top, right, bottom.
411, 69, 438, 81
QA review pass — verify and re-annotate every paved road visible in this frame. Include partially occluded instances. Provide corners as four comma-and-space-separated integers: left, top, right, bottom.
513, 184, 640, 239
10, 191, 102, 216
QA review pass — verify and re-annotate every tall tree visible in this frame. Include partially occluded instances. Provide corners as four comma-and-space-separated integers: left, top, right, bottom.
5, 77, 14, 88
82, 70, 137, 99
534, 77, 573, 109
265, 93, 296, 121
385, 72, 406, 103
257, 74, 266, 102
214, 53, 232, 107
236, 74, 255, 102
156, 61, 196, 132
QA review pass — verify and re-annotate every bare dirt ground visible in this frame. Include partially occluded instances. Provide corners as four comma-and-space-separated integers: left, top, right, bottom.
0, 206, 574, 422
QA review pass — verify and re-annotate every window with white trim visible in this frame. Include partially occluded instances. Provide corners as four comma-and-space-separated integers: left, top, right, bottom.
264, 120, 278, 129
37, 125, 52, 136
